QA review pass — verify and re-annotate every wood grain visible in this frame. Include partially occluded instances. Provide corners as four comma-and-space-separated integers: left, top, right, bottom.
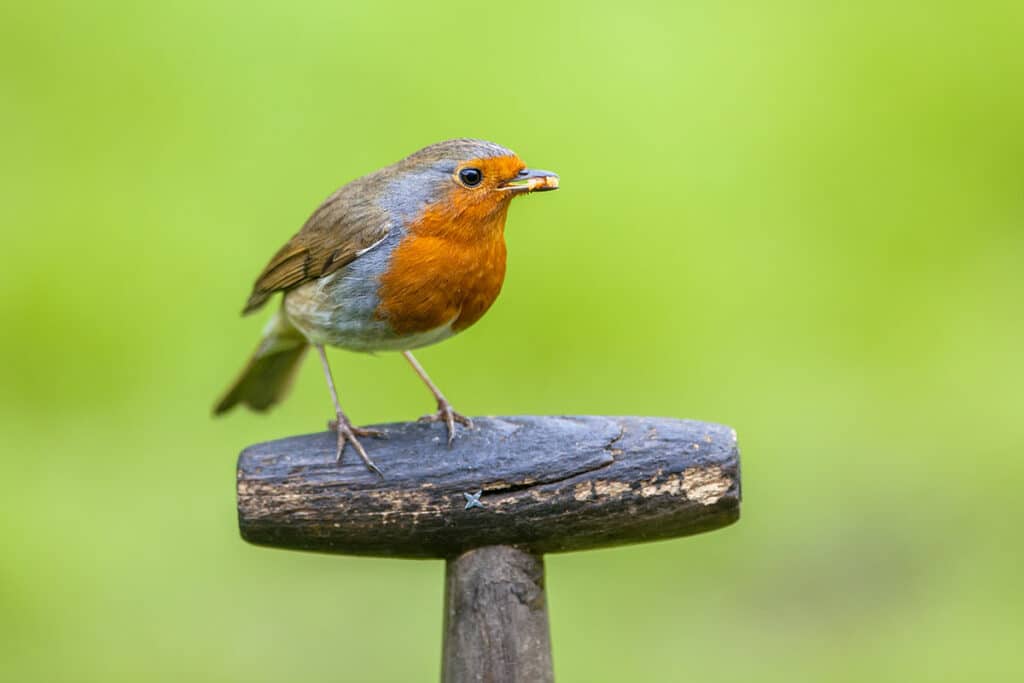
442, 546, 552, 683
237, 415, 741, 558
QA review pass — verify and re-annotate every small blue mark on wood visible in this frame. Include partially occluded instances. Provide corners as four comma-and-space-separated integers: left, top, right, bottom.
463, 490, 484, 510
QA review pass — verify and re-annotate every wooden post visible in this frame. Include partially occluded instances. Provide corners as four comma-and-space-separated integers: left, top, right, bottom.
443, 546, 552, 683
236, 415, 741, 681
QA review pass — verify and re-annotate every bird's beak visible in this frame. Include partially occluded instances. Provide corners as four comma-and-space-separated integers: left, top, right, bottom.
499, 168, 560, 194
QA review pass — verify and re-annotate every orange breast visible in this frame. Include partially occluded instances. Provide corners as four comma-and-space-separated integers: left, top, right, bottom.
376, 202, 509, 336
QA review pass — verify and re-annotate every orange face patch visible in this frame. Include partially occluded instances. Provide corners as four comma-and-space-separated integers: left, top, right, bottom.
374, 156, 522, 336
458, 155, 528, 189
439, 155, 527, 236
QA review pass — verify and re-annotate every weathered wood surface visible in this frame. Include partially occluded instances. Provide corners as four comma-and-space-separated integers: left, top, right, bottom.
442, 546, 552, 683
237, 415, 741, 558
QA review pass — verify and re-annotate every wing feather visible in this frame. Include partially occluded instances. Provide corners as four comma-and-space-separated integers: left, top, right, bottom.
242, 181, 390, 314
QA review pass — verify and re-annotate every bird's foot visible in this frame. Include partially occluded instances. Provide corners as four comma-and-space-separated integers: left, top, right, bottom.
418, 400, 474, 447
327, 418, 387, 440
329, 415, 385, 477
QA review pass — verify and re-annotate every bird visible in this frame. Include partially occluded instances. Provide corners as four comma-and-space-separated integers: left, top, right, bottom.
214, 138, 559, 475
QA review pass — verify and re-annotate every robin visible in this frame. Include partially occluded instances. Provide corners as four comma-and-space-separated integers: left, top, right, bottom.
214, 138, 559, 475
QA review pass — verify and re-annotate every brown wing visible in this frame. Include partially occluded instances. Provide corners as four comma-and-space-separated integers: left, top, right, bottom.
242, 182, 390, 314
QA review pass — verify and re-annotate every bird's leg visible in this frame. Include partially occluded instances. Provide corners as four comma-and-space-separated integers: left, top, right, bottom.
402, 351, 473, 447
315, 345, 384, 476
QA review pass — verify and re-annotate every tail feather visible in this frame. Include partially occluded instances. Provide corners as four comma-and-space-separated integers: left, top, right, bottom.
214, 310, 309, 415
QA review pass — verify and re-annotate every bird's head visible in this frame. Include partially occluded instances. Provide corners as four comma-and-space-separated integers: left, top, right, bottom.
378, 139, 559, 237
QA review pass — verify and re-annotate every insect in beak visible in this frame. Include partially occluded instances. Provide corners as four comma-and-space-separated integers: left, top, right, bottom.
499, 168, 560, 194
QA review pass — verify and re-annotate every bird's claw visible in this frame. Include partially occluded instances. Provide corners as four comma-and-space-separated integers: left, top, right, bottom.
419, 401, 473, 447
330, 416, 385, 477
327, 418, 387, 439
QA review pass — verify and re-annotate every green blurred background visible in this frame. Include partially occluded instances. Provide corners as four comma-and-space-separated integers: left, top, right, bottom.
3, 1, 1022, 680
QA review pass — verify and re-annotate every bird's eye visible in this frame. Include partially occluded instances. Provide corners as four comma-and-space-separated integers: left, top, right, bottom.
458, 168, 483, 187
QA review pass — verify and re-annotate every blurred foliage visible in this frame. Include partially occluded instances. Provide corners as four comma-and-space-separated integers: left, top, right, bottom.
2, 1, 1022, 681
